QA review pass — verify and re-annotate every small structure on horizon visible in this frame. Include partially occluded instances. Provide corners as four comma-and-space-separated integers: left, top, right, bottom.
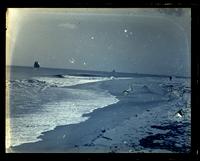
111, 69, 116, 76
34, 61, 40, 68
110, 69, 117, 79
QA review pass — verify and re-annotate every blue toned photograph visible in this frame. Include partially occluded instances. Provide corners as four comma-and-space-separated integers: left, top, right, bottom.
6, 8, 191, 153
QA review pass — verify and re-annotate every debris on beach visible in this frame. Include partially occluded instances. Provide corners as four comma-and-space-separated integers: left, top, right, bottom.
123, 141, 128, 145
175, 109, 184, 118
102, 136, 112, 141
101, 129, 106, 133
122, 84, 133, 95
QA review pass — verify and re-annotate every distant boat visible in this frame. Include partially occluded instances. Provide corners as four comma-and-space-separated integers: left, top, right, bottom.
111, 69, 116, 77
34, 61, 40, 68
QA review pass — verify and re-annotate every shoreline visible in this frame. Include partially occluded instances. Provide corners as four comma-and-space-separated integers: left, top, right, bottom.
10, 78, 191, 153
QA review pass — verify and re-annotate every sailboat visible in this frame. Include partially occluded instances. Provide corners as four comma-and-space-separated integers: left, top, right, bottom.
34, 61, 40, 68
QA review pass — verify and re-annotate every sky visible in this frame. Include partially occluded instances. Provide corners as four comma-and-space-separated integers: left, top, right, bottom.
6, 8, 191, 76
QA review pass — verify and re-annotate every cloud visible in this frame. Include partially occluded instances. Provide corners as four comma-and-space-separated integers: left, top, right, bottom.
58, 23, 77, 29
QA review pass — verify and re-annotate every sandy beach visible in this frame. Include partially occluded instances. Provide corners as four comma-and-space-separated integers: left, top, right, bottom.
9, 77, 191, 153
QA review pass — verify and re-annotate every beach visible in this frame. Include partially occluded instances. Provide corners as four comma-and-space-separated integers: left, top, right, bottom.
8, 74, 191, 153
6, 8, 191, 154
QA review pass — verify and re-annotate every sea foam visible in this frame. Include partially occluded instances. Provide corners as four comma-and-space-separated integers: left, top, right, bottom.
32, 75, 112, 87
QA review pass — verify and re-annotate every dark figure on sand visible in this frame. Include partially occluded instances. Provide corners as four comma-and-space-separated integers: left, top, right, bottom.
169, 76, 172, 81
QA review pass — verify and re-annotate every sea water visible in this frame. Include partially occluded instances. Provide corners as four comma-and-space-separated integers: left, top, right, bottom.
6, 66, 120, 148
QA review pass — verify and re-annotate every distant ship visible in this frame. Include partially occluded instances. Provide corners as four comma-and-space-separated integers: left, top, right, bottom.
110, 69, 116, 78
34, 61, 40, 68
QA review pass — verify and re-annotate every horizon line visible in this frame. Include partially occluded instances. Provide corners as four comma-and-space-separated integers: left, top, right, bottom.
6, 65, 191, 79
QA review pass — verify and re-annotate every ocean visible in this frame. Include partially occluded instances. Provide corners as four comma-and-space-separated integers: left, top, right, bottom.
6, 66, 121, 148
